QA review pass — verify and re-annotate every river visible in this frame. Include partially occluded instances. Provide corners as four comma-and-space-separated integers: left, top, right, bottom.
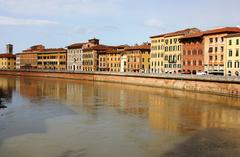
0, 75, 240, 157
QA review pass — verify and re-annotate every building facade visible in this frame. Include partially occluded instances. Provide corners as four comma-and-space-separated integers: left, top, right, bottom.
125, 44, 150, 73
225, 33, 240, 76
67, 39, 99, 71
82, 45, 111, 72
203, 27, 240, 75
19, 45, 45, 69
150, 35, 165, 74
150, 28, 200, 74
37, 48, 67, 70
180, 32, 205, 74
0, 44, 16, 70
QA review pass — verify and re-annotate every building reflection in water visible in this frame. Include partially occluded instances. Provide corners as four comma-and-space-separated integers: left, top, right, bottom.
1, 75, 240, 134
0, 76, 15, 107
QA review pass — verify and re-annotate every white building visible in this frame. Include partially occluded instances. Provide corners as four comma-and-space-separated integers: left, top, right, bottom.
67, 39, 99, 71
120, 53, 127, 72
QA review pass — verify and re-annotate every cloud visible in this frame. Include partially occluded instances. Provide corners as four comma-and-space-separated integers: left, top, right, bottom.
73, 25, 118, 35
144, 18, 166, 30
0, 16, 58, 26
0, 0, 121, 16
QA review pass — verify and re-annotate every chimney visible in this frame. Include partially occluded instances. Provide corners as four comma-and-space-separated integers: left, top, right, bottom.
6, 44, 13, 54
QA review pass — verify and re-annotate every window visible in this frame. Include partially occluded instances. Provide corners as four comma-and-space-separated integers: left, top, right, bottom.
236, 49, 239, 57
215, 47, 218, 52
229, 40, 232, 45
229, 49, 233, 57
215, 37, 218, 43
237, 39, 239, 45
221, 46, 224, 52
235, 61, 240, 68
199, 60, 202, 66
228, 61, 232, 68
209, 38, 213, 43
209, 56, 213, 61
193, 60, 196, 65
209, 47, 213, 53
221, 37, 224, 42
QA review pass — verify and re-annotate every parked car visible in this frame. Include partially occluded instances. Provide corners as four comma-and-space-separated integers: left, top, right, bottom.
196, 72, 207, 76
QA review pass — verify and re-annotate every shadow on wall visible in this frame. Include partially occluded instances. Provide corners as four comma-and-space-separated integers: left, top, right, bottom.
161, 128, 240, 157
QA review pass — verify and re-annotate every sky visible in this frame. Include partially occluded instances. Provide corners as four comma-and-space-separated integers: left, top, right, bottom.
0, 0, 240, 53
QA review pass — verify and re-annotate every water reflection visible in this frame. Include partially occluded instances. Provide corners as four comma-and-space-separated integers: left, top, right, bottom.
7, 76, 240, 132
0, 75, 240, 157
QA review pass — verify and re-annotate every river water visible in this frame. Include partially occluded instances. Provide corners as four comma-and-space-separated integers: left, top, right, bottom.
0, 75, 240, 157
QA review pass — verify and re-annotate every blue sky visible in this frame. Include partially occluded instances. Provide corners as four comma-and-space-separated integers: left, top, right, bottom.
0, 0, 240, 53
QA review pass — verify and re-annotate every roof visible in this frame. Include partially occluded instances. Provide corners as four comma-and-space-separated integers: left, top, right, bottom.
67, 43, 86, 49
125, 44, 150, 51
224, 32, 240, 38
37, 48, 66, 54
203, 27, 240, 36
0, 53, 16, 58
180, 32, 204, 40
150, 28, 200, 38
83, 45, 113, 51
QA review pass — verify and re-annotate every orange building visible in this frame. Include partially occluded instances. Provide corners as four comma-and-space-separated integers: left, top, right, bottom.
98, 45, 126, 72
18, 45, 45, 69
125, 44, 151, 73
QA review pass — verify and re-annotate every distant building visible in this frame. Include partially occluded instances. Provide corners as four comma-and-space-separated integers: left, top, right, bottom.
125, 44, 151, 73
67, 38, 99, 71
224, 33, 240, 76
0, 44, 16, 70
37, 48, 67, 70
150, 28, 201, 74
180, 32, 205, 74
203, 27, 240, 75
18, 45, 45, 70
98, 45, 127, 72
82, 45, 111, 72
150, 35, 165, 74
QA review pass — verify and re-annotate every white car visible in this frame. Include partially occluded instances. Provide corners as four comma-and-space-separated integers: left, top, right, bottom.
196, 72, 207, 76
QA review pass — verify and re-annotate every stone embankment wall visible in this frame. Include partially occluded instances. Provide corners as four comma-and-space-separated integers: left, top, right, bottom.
0, 70, 240, 97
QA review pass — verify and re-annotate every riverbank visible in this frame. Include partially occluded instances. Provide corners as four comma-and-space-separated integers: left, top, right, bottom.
0, 70, 240, 97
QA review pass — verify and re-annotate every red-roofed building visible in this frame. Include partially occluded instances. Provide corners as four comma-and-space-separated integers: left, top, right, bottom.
180, 32, 205, 74
150, 28, 201, 74
18, 45, 45, 70
203, 27, 240, 75
37, 48, 67, 70
124, 44, 151, 73
0, 44, 16, 70
82, 44, 113, 71
67, 38, 100, 71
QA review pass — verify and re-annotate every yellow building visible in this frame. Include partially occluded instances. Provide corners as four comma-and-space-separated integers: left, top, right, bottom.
37, 48, 67, 70
0, 44, 16, 70
98, 45, 127, 72
0, 54, 16, 70
150, 35, 165, 74
150, 28, 200, 74
125, 44, 150, 73
225, 33, 240, 76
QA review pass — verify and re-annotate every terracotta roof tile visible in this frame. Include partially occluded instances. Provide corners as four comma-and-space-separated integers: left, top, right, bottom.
67, 43, 86, 49
203, 27, 240, 36
150, 28, 200, 38
125, 44, 150, 51
224, 32, 240, 38
0, 53, 16, 58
